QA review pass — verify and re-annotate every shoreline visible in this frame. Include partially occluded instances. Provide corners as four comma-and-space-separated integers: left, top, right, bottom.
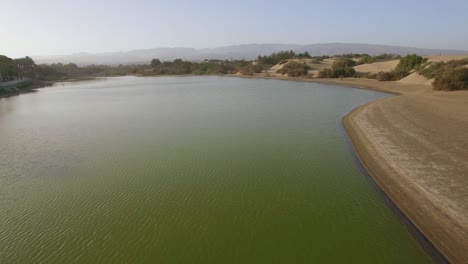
229, 74, 467, 263
0, 77, 97, 99
340, 92, 468, 263
339, 121, 448, 264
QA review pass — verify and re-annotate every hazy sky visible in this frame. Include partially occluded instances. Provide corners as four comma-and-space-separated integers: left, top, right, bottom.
1, 0, 467, 57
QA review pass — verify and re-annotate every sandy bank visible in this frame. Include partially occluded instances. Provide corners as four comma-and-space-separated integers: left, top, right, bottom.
228, 75, 431, 95
343, 91, 468, 263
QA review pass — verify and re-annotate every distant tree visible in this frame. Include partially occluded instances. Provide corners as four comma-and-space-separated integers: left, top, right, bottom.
295, 51, 311, 58
151, 58, 161, 67
0, 55, 17, 81
257, 50, 296, 66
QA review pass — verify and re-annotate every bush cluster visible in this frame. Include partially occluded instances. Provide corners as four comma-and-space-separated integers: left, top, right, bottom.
369, 54, 426, 81
238, 63, 263, 76
317, 58, 356, 78
430, 61, 468, 91
394, 54, 427, 75
375, 71, 404, 81
419, 58, 468, 79
257, 51, 296, 66
276, 61, 311, 77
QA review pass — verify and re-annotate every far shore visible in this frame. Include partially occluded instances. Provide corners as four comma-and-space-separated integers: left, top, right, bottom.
0, 76, 97, 98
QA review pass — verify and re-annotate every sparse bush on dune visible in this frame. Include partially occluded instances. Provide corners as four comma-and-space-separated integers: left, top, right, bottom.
317, 68, 334, 78
374, 53, 401, 61
433, 66, 468, 91
419, 58, 468, 79
355, 53, 401, 65
332, 57, 356, 69
394, 54, 427, 76
414, 58, 468, 91
418, 61, 445, 79
356, 55, 376, 65
239, 63, 263, 75
376, 71, 399, 81
317, 57, 356, 78
257, 51, 296, 66
359, 54, 426, 81
276, 61, 311, 77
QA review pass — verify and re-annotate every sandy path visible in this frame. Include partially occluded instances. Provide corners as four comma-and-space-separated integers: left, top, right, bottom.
343, 91, 468, 263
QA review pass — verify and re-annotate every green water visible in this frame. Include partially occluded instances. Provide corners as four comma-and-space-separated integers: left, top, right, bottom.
0, 76, 433, 263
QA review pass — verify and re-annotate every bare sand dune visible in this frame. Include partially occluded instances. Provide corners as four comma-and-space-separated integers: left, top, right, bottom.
427, 55, 468, 62
270, 63, 285, 71
343, 91, 468, 263
353, 60, 399, 73
268, 58, 333, 76
397, 72, 433, 86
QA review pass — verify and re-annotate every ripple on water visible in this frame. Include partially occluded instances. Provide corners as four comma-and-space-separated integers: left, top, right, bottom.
0, 76, 433, 263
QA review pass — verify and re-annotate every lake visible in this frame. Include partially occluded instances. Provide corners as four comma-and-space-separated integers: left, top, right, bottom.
0, 76, 433, 263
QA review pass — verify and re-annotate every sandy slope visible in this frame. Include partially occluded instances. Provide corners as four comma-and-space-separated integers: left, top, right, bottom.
353, 59, 399, 73
268, 58, 334, 77
343, 89, 468, 263
310, 78, 431, 94
427, 55, 468, 62
397, 72, 433, 86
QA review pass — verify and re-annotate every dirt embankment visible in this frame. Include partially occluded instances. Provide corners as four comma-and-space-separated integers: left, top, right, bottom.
343, 90, 468, 263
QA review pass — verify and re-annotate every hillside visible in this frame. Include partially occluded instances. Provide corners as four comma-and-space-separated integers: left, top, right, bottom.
33, 43, 468, 65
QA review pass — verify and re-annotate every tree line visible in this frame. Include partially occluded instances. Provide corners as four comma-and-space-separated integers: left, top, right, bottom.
2, 51, 466, 91
0, 55, 35, 81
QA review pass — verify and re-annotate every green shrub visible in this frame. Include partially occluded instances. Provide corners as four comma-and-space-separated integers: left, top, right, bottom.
433, 67, 468, 91
276, 61, 310, 77
395, 54, 427, 75
376, 71, 398, 81
239, 64, 262, 75
317, 58, 356, 78
357, 55, 376, 65
257, 51, 296, 66
317, 68, 334, 78
332, 57, 356, 69
419, 59, 468, 79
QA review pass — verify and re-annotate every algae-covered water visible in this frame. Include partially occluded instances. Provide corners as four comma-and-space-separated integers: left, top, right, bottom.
0, 76, 433, 263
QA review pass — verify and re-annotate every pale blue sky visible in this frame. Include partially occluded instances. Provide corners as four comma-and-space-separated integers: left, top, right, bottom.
1, 0, 467, 57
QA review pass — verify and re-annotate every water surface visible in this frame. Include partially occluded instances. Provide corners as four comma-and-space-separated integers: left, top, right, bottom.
0, 76, 433, 263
